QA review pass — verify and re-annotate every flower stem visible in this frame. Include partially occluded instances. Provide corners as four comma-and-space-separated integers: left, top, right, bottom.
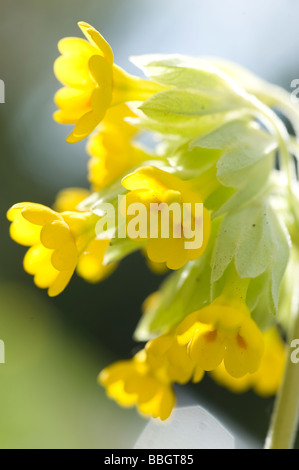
265, 304, 299, 448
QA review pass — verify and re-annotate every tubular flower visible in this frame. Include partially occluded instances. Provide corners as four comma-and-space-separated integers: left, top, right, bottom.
99, 350, 176, 421
87, 105, 148, 190
54, 22, 164, 143
210, 327, 286, 396
176, 295, 264, 378
7, 200, 115, 296
121, 166, 212, 270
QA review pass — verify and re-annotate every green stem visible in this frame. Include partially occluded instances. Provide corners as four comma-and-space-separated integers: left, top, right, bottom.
264, 306, 299, 449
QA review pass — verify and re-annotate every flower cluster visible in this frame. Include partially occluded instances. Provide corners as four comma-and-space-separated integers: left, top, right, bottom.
8, 22, 299, 422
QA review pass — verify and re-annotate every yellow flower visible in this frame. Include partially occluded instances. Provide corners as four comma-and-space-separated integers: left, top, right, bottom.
210, 327, 286, 396
87, 105, 148, 190
146, 332, 204, 384
54, 22, 163, 143
176, 295, 264, 378
121, 166, 211, 270
99, 329, 205, 420
99, 350, 176, 421
7, 197, 115, 296
53, 187, 90, 212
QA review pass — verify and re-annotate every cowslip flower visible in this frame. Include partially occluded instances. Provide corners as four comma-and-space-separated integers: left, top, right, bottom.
99, 329, 205, 420
87, 105, 148, 190
54, 22, 164, 143
121, 166, 212, 270
7, 195, 115, 296
99, 350, 176, 421
145, 332, 204, 384
176, 294, 264, 378
210, 327, 286, 396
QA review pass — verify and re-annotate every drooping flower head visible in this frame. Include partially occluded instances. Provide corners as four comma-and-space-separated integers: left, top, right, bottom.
99, 329, 205, 420
99, 350, 176, 421
176, 294, 264, 378
121, 166, 212, 270
7, 190, 115, 296
54, 22, 164, 143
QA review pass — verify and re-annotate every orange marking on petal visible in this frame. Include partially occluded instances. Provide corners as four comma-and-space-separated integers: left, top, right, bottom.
205, 330, 218, 343
237, 334, 247, 350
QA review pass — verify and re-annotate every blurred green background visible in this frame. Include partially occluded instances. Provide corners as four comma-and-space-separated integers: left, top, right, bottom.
1, 0, 298, 449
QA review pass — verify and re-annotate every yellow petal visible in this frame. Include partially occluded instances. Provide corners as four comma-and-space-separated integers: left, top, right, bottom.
78, 22, 113, 63
48, 269, 74, 297
159, 387, 176, 421
66, 87, 112, 143
146, 334, 174, 358
34, 264, 59, 290
122, 166, 182, 194
224, 318, 264, 378
138, 386, 175, 420
210, 362, 252, 393
165, 238, 189, 270
54, 188, 91, 212
51, 242, 77, 271
88, 156, 108, 190
23, 243, 74, 295
40, 220, 72, 249
23, 244, 52, 276
106, 381, 137, 407
7, 203, 30, 221
125, 375, 158, 404
193, 365, 205, 383
54, 37, 97, 87
189, 330, 225, 371
98, 361, 132, 386
223, 339, 251, 379
54, 87, 92, 124
9, 213, 41, 246
76, 239, 115, 283
25, 247, 60, 289
21, 204, 60, 226
146, 238, 173, 267
176, 311, 209, 345
88, 54, 113, 89
103, 103, 138, 136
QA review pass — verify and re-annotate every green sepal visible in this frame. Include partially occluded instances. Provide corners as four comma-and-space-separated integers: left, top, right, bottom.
211, 199, 290, 313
